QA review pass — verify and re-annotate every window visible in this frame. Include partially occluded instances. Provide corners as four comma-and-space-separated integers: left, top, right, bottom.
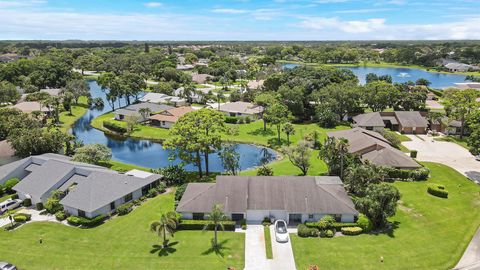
308, 214, 314, 219
119, 115, 124, 120
110, 202, 115, 210
124, 193, 133, 203
193, 213, 204, 220
366, 126, 373, 131
162, 121, 165, 126
78, 210, 86, 217
332, 214, 341, 222
142, 185, 150, 196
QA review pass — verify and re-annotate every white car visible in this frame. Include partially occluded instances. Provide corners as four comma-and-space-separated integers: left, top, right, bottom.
0, 262, 17, 270
0, 199, 22, 215
274, 220, 289, 243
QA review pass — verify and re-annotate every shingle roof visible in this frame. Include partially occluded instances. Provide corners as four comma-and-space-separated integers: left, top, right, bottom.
40, 88, 61, 97
393, 111, 429, 128
327, 128, 391, 153
114, 102, 173, 116
10, 102, 50, 113
362, 148, 421, 169
352, 112, 385, 127
148, 106, 194, 123
177, 176, 358, 215
218, 101, 263, 115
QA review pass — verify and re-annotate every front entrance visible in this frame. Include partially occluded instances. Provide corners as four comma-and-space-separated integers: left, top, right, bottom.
289, 213, 302, 224
231, 213, 244, 224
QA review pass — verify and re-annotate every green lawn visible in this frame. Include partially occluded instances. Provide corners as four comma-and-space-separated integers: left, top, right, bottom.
58, 96, 89, 132
434, 136, 469, 150
383, 129, 411, 152
0, 192, 245, 270
291, 162, 480, 270
0, 194, 12, 203
264, 225, 273, 259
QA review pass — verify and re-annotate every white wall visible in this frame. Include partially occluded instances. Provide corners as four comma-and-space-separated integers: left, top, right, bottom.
341, 214, 355, 223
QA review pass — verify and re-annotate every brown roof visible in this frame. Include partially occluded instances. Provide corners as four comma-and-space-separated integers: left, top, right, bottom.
353, 112, 385, 127
247, 80, 264, 89
177, 176, 358, 215
191, 74, 213, 84
393, 111, 428, 128
327, 128, 391, 154
148, 106, 194, 123
10, 101, 50, 113
219, 101, 263, 115
362, 148, 421, 169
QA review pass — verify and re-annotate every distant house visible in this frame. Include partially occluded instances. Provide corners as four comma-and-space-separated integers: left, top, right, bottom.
0, 53, 23, 63
40, 88, 62, 97
445, 62, 479, 72
191, 73, 213, 84
177, 175, 358, 224
352, 111, 429, 134
114, 102, 173, 122
174, 87, 203, 103
148, 106, 194, 128
218, 101, 263, 119
247, 80, 264, 90
140, 93, 188, 107
426, 92, 437, 101
454, 82, 480, 90
0, 153, 162, 218
445, 120, 470, 136
10, 101, 51, 114
176, 64, 194, 70
327, 128, 421, 170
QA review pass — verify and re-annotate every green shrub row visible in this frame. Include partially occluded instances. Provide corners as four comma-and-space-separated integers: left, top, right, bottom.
297, 224, 319, 237
225, 116, 239, 124
67, 215, 105, 227
427, 184, 448, 198
55, 211, 67, 221
178, 219, 236, 231
386, 167, 429, 181
103, 120, 127, 134
341, 226, 363, 236
13, 213, 31, 222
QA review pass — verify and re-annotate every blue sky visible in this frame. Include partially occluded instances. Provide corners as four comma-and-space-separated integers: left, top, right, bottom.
0, 0, 479, 40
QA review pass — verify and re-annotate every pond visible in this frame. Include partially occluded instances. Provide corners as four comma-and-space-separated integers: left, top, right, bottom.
70, 81, 276, 172
282, 63, 468, 89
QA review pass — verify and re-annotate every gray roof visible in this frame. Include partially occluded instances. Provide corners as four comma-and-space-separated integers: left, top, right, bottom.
362, 148, 421, 169
40, 88, 61, 96
327, 128, 392, 154
352, 112, 385, 127
114, 102, 173, 116
393, 111, 428, 128
177, 176, 358, 215
219, 102, 263, 115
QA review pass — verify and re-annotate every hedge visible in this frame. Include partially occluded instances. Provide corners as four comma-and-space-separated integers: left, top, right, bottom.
55, 211, 67, 221
410, 150, 418, 158
22, 198, 32, 207
225, 116, 239, 124
356, 214, 373, 232
319, 229, 334, 238
13, 213, 31, 222
67, 215, 105, 227
333, 222, 357, 230
427, 184, 448, 198
117, 203, 133, 215
298, 224, 319, 238
103, 120, 127, 134
341, 227, 363, 236
178, 219, 235, 231
385, 167, 429, 181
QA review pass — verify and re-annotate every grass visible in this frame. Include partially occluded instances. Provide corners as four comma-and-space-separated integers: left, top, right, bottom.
58, 96, 89, 132
382, 129, 411, 153
291, 162, 480, 270
0, 192, 245, 270
434, 136, 469, 150
0, 194, 13, 203
264, 225, 273, 259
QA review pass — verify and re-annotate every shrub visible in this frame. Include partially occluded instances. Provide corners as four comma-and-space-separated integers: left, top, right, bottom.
262, 217, 271, 226
156, 182, 167, 194
147, 188, 157, 198
324, 229, 334, 238
178, 219, 235, 231
427, 184, 448, 198
241, 224, 247, 230
385, 167, 430, 181
245, 116, 251, 124
0, 184, 3, 196
410, 150, 418, 158
256, 165, 273, 176
35, 202, 44, 211
225, 116, 239, 124
22, 198, 32, 207
356, 214, 373, 232
13, 213, 31, 222
103, 120, 127, 134
55, 211, 67, 221
157, 165, 187, 185
132, 199, 141, 206
341, 226, 363, 235
332, 222, 357, 230
240, 218, 247, 226
175, 184, 188, 202
237, 118, 245, 124
318, 215, 335, 230
10, 193, 19, 200
67, 215, 105, 227
44, 198, 63, 214
117, 203, 133, 215
298, 224, 319, 238
410, 168, 430, 180
4, 178, 19, 193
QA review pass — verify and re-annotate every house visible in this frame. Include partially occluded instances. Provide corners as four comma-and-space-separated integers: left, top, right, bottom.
454, 82, 480, 90
140, 93, 188, 107
174, 87, 203, 103
177, 175, 358, 224
40, 88, 62, 97
176, 64, 194, 70
352, 111, 429, 134
148, 106, 194, 128
444, 62, 479, 72
191, 73, 213, 84
114, 102, 173, 122
0, 53, 22, 63
445, 120, 470, 136
327, 128, 421, 169
218, 101, 263, 119
247, 80, 264, 90
426, 92, 437, 101
0, 153, 162, 218
10, 101, 51, 114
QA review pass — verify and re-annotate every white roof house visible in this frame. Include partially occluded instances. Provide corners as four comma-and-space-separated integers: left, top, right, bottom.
218, 101, 263, 118
140, 93, 188, 107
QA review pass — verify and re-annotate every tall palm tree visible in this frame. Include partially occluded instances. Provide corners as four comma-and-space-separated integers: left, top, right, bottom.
204, 204, 227, 248
150, 212, 178, 248
138, 107, 152, 122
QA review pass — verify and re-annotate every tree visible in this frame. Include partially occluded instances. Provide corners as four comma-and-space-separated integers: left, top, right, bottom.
184, 53, 198, 64
121, 71, 146, 104
72, 144, 112, 165
444, 88, 480, 138
254, 92, 277, 131
0, 81, 19, 104
125, 115, 139, 133
63, 79, 90, 104
282, 123, 295, 145
264, 102, 292, 145
467, 111, 480, 155
61, 91, 75, 115
363, 81, 400, 112
204, 204, 228, 248
319, 137, 358, 178
415, 78, 431, 86
138, 107, 152, 121
218, 144, 240, 175
8, 128, 68, 158
281, 140, 312, 176
355, 183, 401, 229
311, 81, 362, 121
315, 104, 340, 128
45, 190, 65, 214
344, 163, 387, 196
150, 212, 178, 248
257, 165, 274, 176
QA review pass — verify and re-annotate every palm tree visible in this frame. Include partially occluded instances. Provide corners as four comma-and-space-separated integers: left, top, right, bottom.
138, 107, 152, 122
150, 212, 178, 248
204, 204, 228, 248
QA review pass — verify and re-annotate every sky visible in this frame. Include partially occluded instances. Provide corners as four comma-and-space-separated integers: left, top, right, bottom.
0, 0, 479, 40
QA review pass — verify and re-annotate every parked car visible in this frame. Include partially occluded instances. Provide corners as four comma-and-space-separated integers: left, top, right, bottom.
0, 199, 22, 215
274, 219, 289, 243
0, 262, 17, 270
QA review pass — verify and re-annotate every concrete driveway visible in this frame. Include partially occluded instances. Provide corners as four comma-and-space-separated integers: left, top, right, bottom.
402, 135, 480, 184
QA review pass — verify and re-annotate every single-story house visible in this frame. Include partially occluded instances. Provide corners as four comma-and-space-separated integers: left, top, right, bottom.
445, 120, 470, 136
352, 112, 385, 132
454, 82, 480, 90
191, 73, 213, 84
352, 111, 429, 134
40, 88, 62, 97
176, 64, 194, 70
177, 175, 358, 224
9, 101, 51, 114
247, 80, 264, 90
114, 102, 173, 122
0, 153, 162, 218
327, 128, 421, 169
445, 63, 479, 72
218, 101, 263, 119
140, 93, 188, 107
149, 106, 194, 129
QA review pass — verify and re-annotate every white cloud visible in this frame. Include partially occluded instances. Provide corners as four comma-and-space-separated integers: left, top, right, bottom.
334, 8, 394, 14
387, 0, 407, 5
143, 2, 162, 8
0, 0, 46, 8
211, 8, 248, 14
300, 17, 386, 33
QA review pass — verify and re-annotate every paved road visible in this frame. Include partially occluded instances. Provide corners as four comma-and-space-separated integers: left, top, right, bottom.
402, 135, 480, 184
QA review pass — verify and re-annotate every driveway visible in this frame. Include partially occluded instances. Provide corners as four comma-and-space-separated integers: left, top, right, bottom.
402, 135, 480, 184
244, 224, 297, 270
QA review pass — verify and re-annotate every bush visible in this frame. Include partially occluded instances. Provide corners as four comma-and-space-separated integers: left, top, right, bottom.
241, 224, 247, 230
175, 184, 188, 202
117, 203, 133, 215
45, 198, 63, 214
147, 188, 157, 198
67, 215, 105, 227
55, 211, 67, 221
298, 224, 319, 238
132, 199, 141, 206
178, 220, 235, 231
22, 198, 32, 207
237, 118, 245, 124
320, 229, 334, 238
427, 184, 448, 198
341, 226, 363, 236
356, 214, 373, 233
4, 178, 19, 194
256, 165, 273, 176
317, 215, 335, 230
410, 168, 430, 180
36, 202, 44, 211
332, 222, 357, 230
262, 217, 271, 226
245, 116, 251, 124
385, 167, 430, 181
11, 193, 19, 200
157, 165, 187, 185
13, 213, 31, 222
103, 120, 127, 134
225, 116, 239, 124
410, 150, 418, 158
156, 182, 167, 194
0, 184, 3, 196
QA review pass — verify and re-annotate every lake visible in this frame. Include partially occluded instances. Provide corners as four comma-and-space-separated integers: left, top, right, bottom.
282, 63, 468, 89
70, 81, 276, 171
